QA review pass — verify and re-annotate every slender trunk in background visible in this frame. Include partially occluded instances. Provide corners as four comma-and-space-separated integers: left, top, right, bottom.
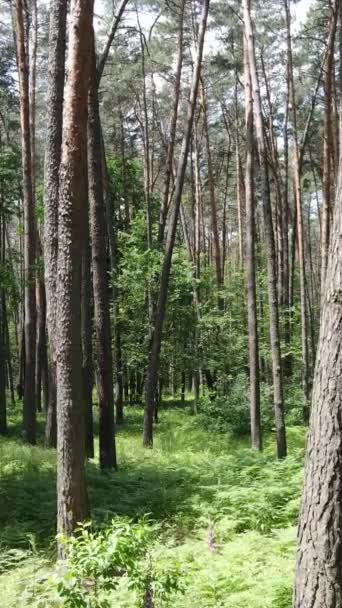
201, 78, 222, 288
143, 0, 210, 447
244, 0, 287, 459
81, 226, 94, 460
16, 0, 36, 444
157, 0, 185, 245
293, 116, 342, 608
56, 0, 93, 545
283, 61, 291, 376
244, 42, 262, 451
95, 2, 130, 426
321, 1, 338, 295
35, 239, 47, 414
88, 32, 117, 469
44, 0, 68, 448
284, 0, 312, 421
102, 141, 124, 424
0, 215, 7, 434
235, 76, 245, 267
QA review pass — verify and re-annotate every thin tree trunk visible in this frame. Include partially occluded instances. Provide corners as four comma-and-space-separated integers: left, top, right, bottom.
81, 227, 94, 460
0, 215, 7, 433
284, 0, 311, 421
157, 0, 185, 245
88, 31, 117, 469
201, 78, 222, 287
244, 41, 262, 451
56, 0, 93, 545
244, 0, 287, 459
16, 0, 37, 444
321, 1, 338, 295
143, 0, 210, 447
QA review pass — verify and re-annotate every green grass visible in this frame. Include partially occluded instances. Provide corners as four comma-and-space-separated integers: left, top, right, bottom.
0, 403, 305, 607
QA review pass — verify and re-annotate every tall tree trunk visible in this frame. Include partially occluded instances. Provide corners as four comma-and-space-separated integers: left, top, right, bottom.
201, 78, 222, 287
157, 0, 185, 245
0, 215, 7, 434
143, 0, 210, 447
81, 228, 94, 460
285, 0, 312, 421
321, 1, 338, 294
16, 0, 37, 444
56, 0, 93, 545
244, 41, 262, 451
293, 114, 342, 608
244, 0, 287, 459
44, 0, 68, 448
35, 237, 47, 414
88, 32, 117, 469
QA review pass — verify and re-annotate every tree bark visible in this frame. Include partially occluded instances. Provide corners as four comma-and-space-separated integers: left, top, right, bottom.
143, 0, 210, 447
16, 0, 37, 444
284, 0, 312, 421
88, 31, 117, 469
321, 1, 338, 295
201, 78, 222, 287
81, 226, 94, 460
44, 0, 68, 448
293, 121, 342, 608
244, 39, 262, 451
56, 0, 93, 544
0, 216, 7, 434
157, 0, 185, 245
244, 0, 287, 459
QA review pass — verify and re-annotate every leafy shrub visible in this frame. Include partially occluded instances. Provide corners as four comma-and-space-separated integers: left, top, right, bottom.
199, 374, 250, 435
55, 518, 184, 607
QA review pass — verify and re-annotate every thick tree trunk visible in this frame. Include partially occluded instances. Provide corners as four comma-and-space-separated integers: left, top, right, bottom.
244, 43, 262, 451
16, 0, 37, 444
88, 33, 117, 469
44, 0, 68, 448
56, 0, 93, 544
244, 0, 287, 459
293, 130, 342, 608
143, 0, 210, 447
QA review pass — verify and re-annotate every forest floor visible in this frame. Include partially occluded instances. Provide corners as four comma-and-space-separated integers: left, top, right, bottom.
0, 402, 305, 607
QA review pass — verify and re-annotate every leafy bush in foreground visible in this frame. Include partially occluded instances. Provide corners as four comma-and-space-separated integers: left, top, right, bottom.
56, 518, 184, 607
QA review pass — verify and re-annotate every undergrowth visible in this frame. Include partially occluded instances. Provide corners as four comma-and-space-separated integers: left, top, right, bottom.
0, 404, 305, 607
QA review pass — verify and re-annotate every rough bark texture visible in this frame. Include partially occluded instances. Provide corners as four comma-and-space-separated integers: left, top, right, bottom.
88, 34, 117, 469
293, 138, 342, 608
244, 42, 262, 451
44, 0, 68, 448
16, 0, 37, 444
244, 0, 287, 458
56, 0, 93, 542
143, 0, 210, 447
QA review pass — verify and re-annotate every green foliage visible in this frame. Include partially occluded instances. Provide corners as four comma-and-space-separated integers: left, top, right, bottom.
55, 519, 183, 608
199, 373, 250, 435
0, 406, 304, 608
